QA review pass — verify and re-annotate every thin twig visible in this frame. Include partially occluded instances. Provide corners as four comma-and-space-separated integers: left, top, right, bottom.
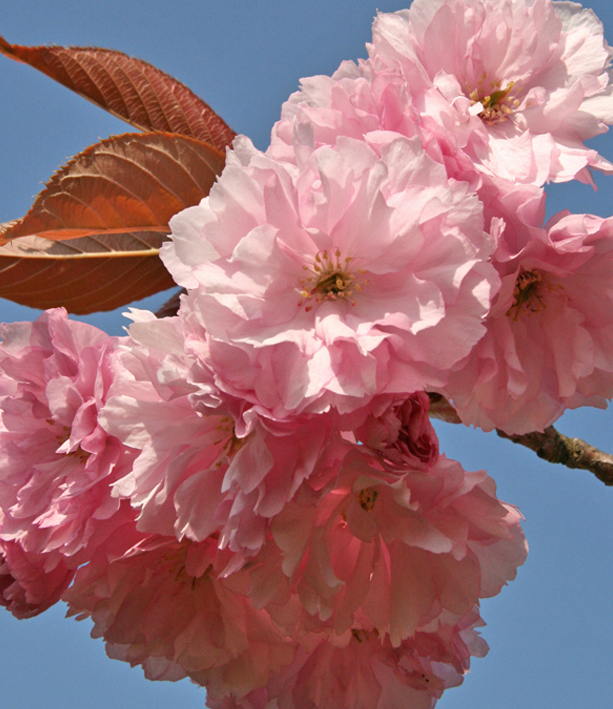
428, 394, 613, 486
428, 393, 462, 424
496, 427, 613, 486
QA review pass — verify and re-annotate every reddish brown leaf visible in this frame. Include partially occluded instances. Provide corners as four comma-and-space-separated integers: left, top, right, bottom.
2, 132, 225, 242
0, 233, 176, 314
155, 288, 186, 318
0, 36, 236, 151
0, 132, 226, 313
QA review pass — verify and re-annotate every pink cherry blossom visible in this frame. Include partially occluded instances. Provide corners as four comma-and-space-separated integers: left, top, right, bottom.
269, 0, 613, 188
355, 391, 439, 469
163, 133, 498, 419
63, 527, 296, 696
368, 0, 613, 185
0, 539, 74, 619
442, 211, 613, 433
100, 311, 345, 565
62, 468, 510, 708
271, 443, 527, 645
206, 613, 488, 709
268, 58, 480, 189
0, 309, 136, 571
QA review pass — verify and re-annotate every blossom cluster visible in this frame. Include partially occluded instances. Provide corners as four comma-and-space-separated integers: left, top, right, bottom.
2, 0, 613, 707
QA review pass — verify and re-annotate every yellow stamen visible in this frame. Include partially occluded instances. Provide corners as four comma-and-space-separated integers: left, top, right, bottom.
297, 249, 366, 309
468, 75, 519, 124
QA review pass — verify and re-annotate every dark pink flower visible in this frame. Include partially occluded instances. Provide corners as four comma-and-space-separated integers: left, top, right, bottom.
355, 392, 439, 468
0, 309, 136, 571
271, 444, 527, 644
0, 539, 74, 619
64, 528, 296, 696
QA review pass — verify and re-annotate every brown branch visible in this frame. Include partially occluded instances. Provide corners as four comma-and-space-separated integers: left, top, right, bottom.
428, 393, 613, 486
496, 427, 613, 486
428, 393, 462, 424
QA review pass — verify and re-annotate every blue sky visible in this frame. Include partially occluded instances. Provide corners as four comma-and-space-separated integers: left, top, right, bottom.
1, 1, 613, 707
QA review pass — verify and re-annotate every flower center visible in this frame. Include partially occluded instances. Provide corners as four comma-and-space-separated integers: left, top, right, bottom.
297, 249, 366, 311
357, 487, 378, 512
506, 268, 562, 320
50, 421, 91, 462
161, 540, 213, 590
213, 416, 248, 461
468, 73, 519, 124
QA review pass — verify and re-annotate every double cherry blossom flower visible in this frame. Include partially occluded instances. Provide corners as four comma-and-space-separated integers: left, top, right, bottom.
2, 1, 613, 707
369, 0, 613, 185
163, 133, 499, 418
